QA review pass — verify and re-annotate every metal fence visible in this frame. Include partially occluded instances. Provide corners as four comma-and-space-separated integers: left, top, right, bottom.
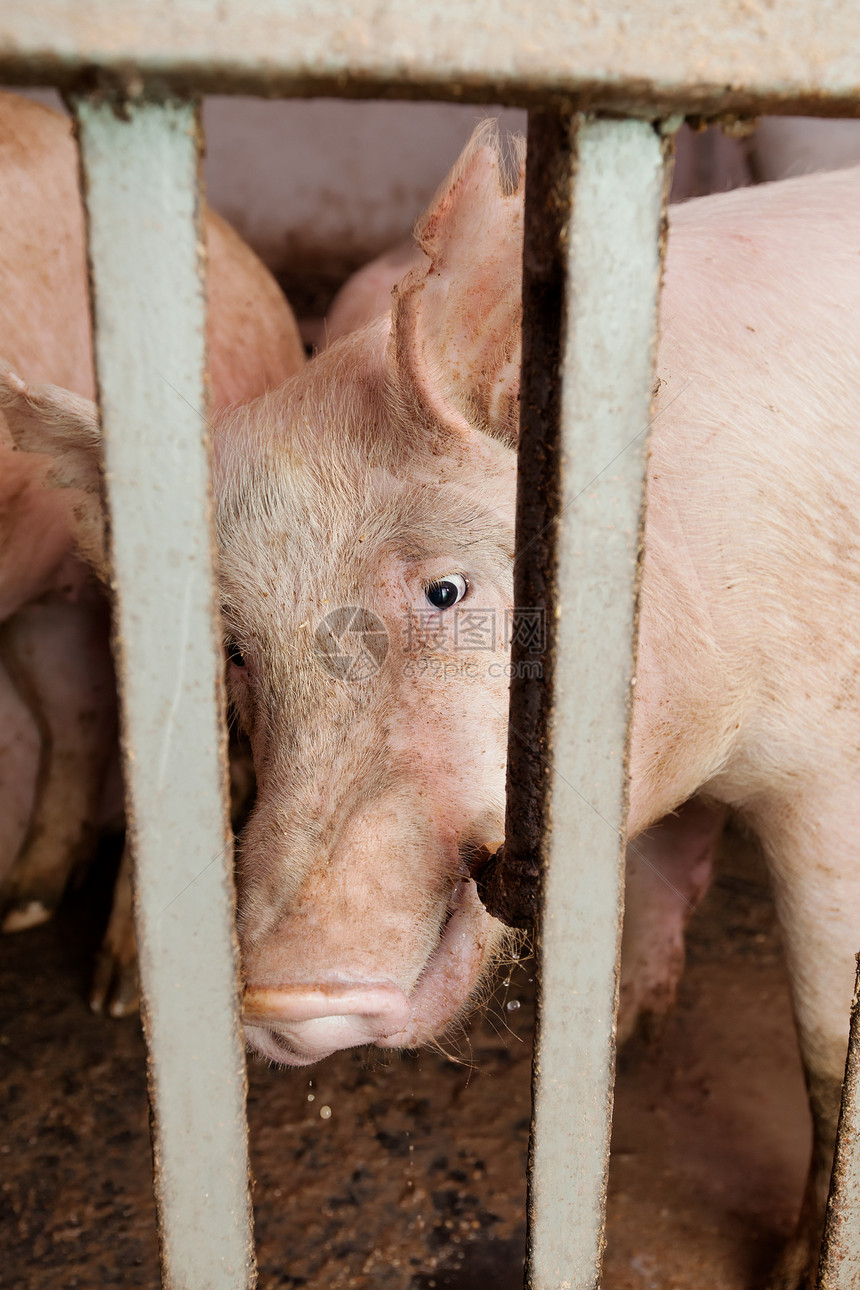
2, 2, 860, 1287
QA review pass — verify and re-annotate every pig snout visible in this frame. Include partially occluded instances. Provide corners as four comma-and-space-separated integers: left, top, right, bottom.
238, 794, 502, 1065
242, 884, 492, 1064
243, 982, 412, 1066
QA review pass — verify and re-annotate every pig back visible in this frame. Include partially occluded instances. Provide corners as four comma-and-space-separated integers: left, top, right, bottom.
0, 89, 305, 619
0, 92, 93, 399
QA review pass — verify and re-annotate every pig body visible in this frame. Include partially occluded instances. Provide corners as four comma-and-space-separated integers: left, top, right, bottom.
0, 91, 304, 1002
6, 124, 858, 1286
632, 177, 860, 1282
223, 145, 860, 1289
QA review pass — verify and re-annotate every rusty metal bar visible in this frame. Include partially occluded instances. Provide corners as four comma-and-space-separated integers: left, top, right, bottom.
516, 110, 668, 1289
818, 956, 860, 1289
72, 95, 255, 1290
1, 0, 860, 115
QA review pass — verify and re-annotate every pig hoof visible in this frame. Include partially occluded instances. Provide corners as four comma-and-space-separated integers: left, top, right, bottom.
90, 948, 140, 1017
2, 899, 52, 932
1, 866, 69, 931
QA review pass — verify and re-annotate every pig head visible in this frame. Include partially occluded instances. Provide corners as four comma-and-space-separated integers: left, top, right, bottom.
217, 124, 527, 1064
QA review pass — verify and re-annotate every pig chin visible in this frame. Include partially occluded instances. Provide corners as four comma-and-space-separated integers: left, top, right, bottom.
241, 879, 501, 1067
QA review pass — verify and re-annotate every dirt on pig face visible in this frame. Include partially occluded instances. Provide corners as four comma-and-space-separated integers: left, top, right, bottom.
216, 320, 520, 1067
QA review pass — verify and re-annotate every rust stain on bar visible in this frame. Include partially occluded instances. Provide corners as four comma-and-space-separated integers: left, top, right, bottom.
479, 108, 575, 935
818, 956, 860, 1289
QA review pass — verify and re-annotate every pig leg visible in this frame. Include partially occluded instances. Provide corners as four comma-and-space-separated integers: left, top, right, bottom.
0, 657, 40, 887
89, 755, 140, 1016
90, 841, 139, 1016
0, 595, 115, 930
618, 797, 726, 1044
756, 791, 860, 1290
89, 733, 253, 1017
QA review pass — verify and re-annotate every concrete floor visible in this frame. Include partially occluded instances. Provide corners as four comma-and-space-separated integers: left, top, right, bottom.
0, 826, 810, 1289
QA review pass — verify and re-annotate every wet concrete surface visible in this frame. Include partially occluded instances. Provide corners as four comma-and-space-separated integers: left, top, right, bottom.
0, 826, 810, 1289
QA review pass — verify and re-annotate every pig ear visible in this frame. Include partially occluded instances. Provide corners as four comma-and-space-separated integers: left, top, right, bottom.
0, 364, 108, 580
391, 120, 525, 447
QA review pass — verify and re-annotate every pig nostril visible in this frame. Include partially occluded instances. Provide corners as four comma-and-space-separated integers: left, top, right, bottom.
265, 1030, 301, 1059
243, 985, 412, 1066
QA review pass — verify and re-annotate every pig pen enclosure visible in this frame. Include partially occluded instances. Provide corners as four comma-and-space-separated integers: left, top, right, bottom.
2, 3, 860, 1289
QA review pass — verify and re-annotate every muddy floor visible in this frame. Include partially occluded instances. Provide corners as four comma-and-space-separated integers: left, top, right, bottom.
0, 824, 810, 1290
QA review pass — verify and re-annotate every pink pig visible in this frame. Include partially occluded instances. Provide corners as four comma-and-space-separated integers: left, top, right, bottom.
0, 91, 305, 1008
6, 122, 859, 1287
216, 129, 860, 1290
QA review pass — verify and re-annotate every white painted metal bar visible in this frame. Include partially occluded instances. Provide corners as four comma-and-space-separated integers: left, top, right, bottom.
519, 112, 667, 1289
1, 0, 859, 114
819, 958, 860, 1289
72, 96, 254, 1290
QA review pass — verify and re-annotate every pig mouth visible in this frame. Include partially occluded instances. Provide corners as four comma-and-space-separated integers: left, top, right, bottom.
242, 877, 495, 1066
375, 876, 493, 1050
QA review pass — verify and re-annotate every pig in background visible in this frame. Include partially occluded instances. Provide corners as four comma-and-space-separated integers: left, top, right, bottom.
9, 116, 860, 1290
21, 88, 860, 315
0, 91, 305, 1012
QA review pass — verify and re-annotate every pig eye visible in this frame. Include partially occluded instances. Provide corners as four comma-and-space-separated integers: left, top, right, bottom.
225, 636, 246, 668
425, 574, 468, 610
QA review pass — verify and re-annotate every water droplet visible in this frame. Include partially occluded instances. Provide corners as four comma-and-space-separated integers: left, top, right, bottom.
502, 978, 511, 987
307, 1093, 315, 1102
506, 999, 521, 1012
320, 1104, 332, 1119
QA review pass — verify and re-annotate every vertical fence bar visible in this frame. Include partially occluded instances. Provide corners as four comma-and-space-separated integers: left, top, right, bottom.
512, 111, 668, 1289
72, 95, 255, 1290
818, 957, 860, 1288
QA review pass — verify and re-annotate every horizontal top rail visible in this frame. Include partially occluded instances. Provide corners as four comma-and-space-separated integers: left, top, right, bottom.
2, 0, 860, 115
